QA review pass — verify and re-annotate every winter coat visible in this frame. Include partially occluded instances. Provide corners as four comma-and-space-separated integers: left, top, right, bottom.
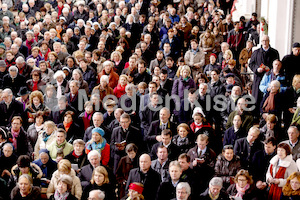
98, 69, 119, 89
47, 169, 82, 199
227, 183, 258, 200
259, 71, 287, 94
10, 186, 41, 200
47, 140, 73, 161
34, 131, 56, 160
215, 154, 241, 188
171, 76, 196, 99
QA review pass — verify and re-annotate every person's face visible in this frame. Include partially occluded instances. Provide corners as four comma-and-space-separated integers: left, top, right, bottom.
164, 44, 171, 52
157, 147, 168, 160
40, 153, 49, 164
49, 54, 56, 62
9, 69, 18, 77
209, 185, 221, 197
138, 64, 146, 74
270, 82, 280, 93
264, 142, 276, 155
247, 130, 259, 144
292, 47, 300, 56
26, 34, 33, 41
120, 117, 130, 129
3, 146, 13, 157
152, 77, 160, 86
56, 132, 66, 145
210, 56, 216, 64
94, 172, 105, 185
233, 115, 242, 128
178, 158, 190, 171
32, 50, 39, 57
210, 71, 218, 81
237, 99, 246, 112
169, 165, 182, 181
32, 97, 40, 107
57, 181, 68, 194
100, 78, 108, 88
127, 151, 136, 159
267, 121, 276, 130
161, 134, 171, 145
69, 82, 79, 94
12, 119, 22, 132
237, 175, 248, 188
6, 53, 13, 61
193, 115, 202, 124
273, 60, 282, 73
223, 149, 234, 161
178, 127, 188, 138
72, 71, 81, 80
176, 187, 189, 200
288, 128, 299, 142
19, 167, 30, 174
140, 43, 147, 52
148, 83, 157, 93
290, 177, 300, 191
180, 67, 189, 77
92, 132, 102, 143
64, 114, 73, 124
45, 125, 54, 135
231, 87, 241, 97
129, 59, 136, 68
160, 73, 167, 81
262, 36, 270, 49
160, 110, 170, 123
197, 139, 208, 150
199, 85, 207, 96
154, 67, 160, 76
18, 177, 31, 195
39, 63, 47, 72
89, 155, 100, 167
74, 143, 85, 155
128, 189, 139, 199
58, 100, 67, 110
120, 77, 127, 86
139, 155, 151, 172
150, 94, 159, 105
226, 77, 234, 84
277, 147, 287, 160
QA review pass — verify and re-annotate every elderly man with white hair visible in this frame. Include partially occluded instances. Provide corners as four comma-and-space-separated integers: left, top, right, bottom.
172, 182, 191, 200
0, 4, 14, 23
0, 88, 24, 126
78, 150, 115, 188
2, 66, 26, 95
15, 56, 32, 79
88, 189, 105, 200
200, 177, 230, 200
14, 37, 29, 58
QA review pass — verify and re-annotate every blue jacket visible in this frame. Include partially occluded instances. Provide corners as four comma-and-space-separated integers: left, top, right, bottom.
259, 71, 287, 94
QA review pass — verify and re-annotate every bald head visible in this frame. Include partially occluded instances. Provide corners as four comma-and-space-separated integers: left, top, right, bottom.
139, 154, 151, 173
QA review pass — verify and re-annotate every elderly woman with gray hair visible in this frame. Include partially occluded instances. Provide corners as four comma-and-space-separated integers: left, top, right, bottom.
200, 177, 230, 200
92, 75, 114, 101
10, 174, 41, 200
51, 70, 69, 99
49, 174, 77, 200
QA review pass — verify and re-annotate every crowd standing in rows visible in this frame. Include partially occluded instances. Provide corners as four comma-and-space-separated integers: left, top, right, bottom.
0, 0, 300, 199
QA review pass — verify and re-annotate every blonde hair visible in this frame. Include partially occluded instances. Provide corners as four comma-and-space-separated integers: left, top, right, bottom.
110, 51, 122, 61
29, 90, 44, 105
58, 159, 72, 174
91, 166, 109, 185
180, 65, 191, 77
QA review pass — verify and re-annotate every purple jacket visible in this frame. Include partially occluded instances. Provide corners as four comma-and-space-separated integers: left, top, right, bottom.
171, 76, 196, 99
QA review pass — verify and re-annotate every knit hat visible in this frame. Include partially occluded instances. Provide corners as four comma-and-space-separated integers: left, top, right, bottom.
210, 53, 217, 59
92, 127, 105, 137
0, 43, 6, 50
0, 60, 6, 67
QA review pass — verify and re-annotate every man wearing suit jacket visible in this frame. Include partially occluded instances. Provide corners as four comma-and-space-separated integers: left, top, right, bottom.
281, 126, 300, 160
110, 113, 144, 173
159, 68, 173, 95
145, 107, 177, 151
125, 154, 161, 200
66, 80, 79, 112
0, 88, 24, 127
234, 126, 263, 169
51, 96, 77, 124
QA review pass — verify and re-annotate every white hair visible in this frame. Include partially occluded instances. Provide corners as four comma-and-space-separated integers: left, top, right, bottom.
88, 150, 101, 160
176, 182, 191, 196
100, 75, 109, 84
53, 70, 66, 79
209, 177, 223, 187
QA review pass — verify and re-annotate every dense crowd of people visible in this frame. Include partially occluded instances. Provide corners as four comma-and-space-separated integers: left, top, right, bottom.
0, 0, 300, 199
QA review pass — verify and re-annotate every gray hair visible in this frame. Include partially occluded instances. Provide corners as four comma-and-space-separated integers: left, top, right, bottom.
125, 84, 136, 92
176, 182, 191, 196
270, 80, 280, 88
69, 80, 80, 88
88, 150, 101, 160
73, 139, 85, 146
100, 75, 109, 84
18, 174, 33, 186
3, 88, 13, 96
26, 31, 34, 37
92, 112, 103, 121
103, 60, 113, 68
54, 70, 66, 79
58, 174, 73, 191
16, 56, 25, 63
9, 65, 18, 73
89, 189, 105, 200
209, 177, 223, 187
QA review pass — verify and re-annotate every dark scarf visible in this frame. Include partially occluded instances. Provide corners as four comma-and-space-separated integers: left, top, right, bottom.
263, 91, 277, 113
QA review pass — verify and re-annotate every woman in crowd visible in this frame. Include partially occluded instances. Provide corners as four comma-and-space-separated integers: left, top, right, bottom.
92, 75, 114, 101
0, 143, 18, 182
172, 65, 196, 100
48, 52, 62, 72
34, 121, 57, 160
65, 56, 78, 74
125, 182, 144, 200
39, 60, 54, 83
266, 143, 298, 200
82, 166, 116, 200
10, 174, 41, 200
172, 123, 194, 154
52, 70, 69, 99
47, 159, 82, 200
215, 145, 241, 189
114, 74, 128, 99
27, 111, 45, 151
111, 51, 125, 75
49, 174, 77, 200
85, 127, 110, 166
281, 172, 300, 200
221, 49, 233, 69
57, 111, 82, 144
26, 68, 46, 92
68, 68, 89, 95
25, 90, 50, 125
116, 143, 139, 198
227, 169, 257, 200
78, 101, 94, 131
98, 60, 119, 89
47, 128, 73, 161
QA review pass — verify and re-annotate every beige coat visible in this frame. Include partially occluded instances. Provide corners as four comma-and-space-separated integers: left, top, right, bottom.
34, 131, 56, 160
47, 169, 82, 200
184, 49, 205, 77
266, 155, 298, 187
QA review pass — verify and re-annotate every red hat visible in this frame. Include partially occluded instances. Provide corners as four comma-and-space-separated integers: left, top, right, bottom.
129, 183, 144, 194
210, 53, 217, 59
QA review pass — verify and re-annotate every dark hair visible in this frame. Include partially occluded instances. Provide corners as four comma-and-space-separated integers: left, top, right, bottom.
161, 129, 172, 137
17, 155, 31, 168
64, 111, 75, 120
189, 88, 196, 94
125, 143, 138, 153
148, 81, 157, 88
178, 153, 191, 163
277, 143, 292, 155
264, 137, 277, 146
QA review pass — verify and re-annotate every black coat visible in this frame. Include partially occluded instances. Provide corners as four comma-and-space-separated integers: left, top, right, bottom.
156, 179, 180, 200
140, 104, 160, 134
150, 141, 180, 161
57, 122, 83, 143
66, 92, 79, 112
0, 99, 24, 127
2, 74, 26, 96
64, 150, 88, 170
251, 150, 275, 182
260, 91, 284, 118
199, 188, 230, 200
51, 105, 77, 124
282, 52, 300, 85
234, 137, 263, 169
249, 46, 280, 104
110, 125, 144, 172
82, 183, 116, 200
223, 126, 247, 146
125, 167, 161, 200
8, 127, 32, 156
49, 193, 77, 200
208, 79, 226, 98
